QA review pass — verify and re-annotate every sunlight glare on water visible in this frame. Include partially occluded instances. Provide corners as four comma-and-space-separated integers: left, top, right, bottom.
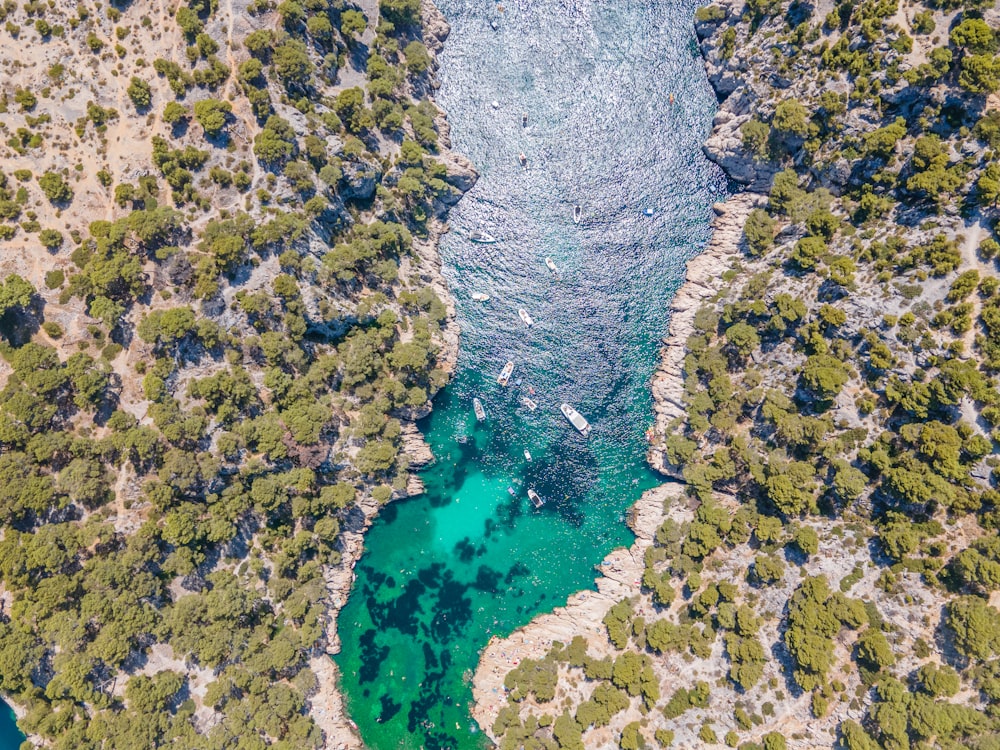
335, 0, 726, 748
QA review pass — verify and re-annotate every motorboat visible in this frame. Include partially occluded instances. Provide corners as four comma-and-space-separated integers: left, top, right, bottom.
497, 360, 514, 387
560, 403, 590, 436
507, 486, 516, 496
473, 398, 486, 421
643, 207, 655, 216
471, 292, 490, 302
527, 489, 544, 508
573, 205, 581, 224
524, 449, 532, 461
469, 230, 498, 244
491, 100, 500, 109
521, 396, 537, 411
518, 308, 534, 327
545, 257, 558, 273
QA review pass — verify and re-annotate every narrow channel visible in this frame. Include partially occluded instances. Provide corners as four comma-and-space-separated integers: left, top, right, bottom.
335, 0, 726, 747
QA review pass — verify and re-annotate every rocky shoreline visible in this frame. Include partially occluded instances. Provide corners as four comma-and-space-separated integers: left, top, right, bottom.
468, 8, 760, 741
306, 2, 476, 746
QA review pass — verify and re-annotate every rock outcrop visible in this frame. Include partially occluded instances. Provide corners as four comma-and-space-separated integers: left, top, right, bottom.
647, 192, 766, 477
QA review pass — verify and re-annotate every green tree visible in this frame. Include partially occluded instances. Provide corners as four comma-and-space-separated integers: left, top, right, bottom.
38, 171, 73, 203
127, 77, 152, 109
193, 98, 232, 136
772, 99, 810, 136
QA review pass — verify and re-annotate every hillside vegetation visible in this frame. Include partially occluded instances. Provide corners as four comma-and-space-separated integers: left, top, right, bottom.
475, 0, 1000, 747
0, 0, 472, 745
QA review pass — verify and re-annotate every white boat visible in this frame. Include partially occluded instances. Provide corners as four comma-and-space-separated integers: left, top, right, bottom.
471, 292, 490, 302
524, 449, 532, 461
518, 308, 534, 327
521, 396, 537, 411
469, 230, 498, 244
527, 489, 544, 508
473, 398, 486, 421
497, 360, 514, 387
573, 205, 581, 224
545, 257, 558, 274
560, 403, 590, 436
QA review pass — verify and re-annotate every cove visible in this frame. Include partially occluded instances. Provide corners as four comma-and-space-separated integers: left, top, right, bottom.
334, 0, 726, 747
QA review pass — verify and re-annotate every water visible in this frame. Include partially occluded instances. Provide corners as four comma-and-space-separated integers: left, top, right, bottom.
335, 0, 726, 747
0, 702, 21, 749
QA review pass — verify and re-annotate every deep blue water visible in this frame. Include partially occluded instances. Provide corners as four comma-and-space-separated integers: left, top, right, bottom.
336, 0, 726, 748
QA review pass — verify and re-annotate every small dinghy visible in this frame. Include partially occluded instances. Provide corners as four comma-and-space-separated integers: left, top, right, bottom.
497, 360, 514, 387
573, 205, 582, 224
524, 449, 532, 461
545, 257, 558, 274
471, 292, 490, 302
473, 398, 486, 421
527, 489, 544, 508
469, 230, 498, 244
521, 396, 538, 411
518, 308, 534, 327
507, 486, 516, 496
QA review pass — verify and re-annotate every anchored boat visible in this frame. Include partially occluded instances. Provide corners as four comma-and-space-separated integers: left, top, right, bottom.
471, 292, 490, 302
473, 398, 486, 421
545, 257, 558, 274
521, 396, 537, 411
469, 231, 498, 244
573, 205, 581, 224
560, 403, 591, 436
527, 489, 544, 508
524, 449, 532, 461
497, 360, 514, 386
518, 308, 534, 327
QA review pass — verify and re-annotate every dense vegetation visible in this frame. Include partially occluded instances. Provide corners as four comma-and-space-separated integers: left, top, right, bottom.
0, 0, 468, 745
483, 0, 1000, 746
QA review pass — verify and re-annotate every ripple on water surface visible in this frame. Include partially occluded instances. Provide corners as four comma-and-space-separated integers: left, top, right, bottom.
336, 0, 727, 748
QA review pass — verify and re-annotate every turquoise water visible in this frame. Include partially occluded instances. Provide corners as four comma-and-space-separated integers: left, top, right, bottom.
0, 703, 21, 749
335, 0, 726, 748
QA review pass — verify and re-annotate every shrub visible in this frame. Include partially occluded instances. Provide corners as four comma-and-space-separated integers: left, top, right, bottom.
193, 98, 232, 136
127, 77, 152, 109
38, 171, 72, 203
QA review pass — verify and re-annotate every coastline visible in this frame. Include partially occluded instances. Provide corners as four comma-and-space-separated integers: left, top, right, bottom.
306, 2, 476, 746
468, 9, 759, 741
